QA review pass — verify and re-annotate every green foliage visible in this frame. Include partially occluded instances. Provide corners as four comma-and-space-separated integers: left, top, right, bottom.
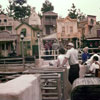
68, 3, 78, 19
96, 21, 100, 25
7, 0, 31, 21
14, 0, 26, 5
41, 0, 54, 13
38, 12, 42, 19
68, 3, 86, 21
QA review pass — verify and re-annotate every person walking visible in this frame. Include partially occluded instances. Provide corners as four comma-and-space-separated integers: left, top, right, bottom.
62, 42, 79, 84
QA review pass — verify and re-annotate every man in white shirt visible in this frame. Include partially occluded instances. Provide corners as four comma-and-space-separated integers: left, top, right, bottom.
62, 42, 79, 84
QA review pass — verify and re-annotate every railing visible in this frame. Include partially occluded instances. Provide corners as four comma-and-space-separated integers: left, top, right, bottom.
40, 49, 83, 61
0, 57, 35, 64
44, 20, 56, 25
40, 49, 59, 60
23, 67, 71, 100
0, 67, 71, 100
0, 58, 23, 64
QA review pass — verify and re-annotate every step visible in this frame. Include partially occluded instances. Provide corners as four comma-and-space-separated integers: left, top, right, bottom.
42, 96, 58, 100
42, 87, 57, 90
42, 93, 58, 96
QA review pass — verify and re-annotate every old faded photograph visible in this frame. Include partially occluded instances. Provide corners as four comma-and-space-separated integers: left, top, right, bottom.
0, 0, 100, 100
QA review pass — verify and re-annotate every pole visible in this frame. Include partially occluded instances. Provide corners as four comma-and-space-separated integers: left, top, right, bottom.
38, 38, 41, 60
22, 40, 25, 69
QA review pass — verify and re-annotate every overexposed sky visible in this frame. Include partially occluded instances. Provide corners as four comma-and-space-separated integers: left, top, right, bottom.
0, 0, 100, 21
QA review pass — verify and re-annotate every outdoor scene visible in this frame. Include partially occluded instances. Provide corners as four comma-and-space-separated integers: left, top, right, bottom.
0, 0, 100, 100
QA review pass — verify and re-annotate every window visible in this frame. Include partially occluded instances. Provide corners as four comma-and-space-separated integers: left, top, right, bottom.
2, 44, 4, 50
27, 41, 30, 49
2, 43, 9, 50
62, 26, 65, 33
70, 26, 73, 33
0, 26, 5, 31
61, 26, 65, 36
21, 28, 27, 37
6, 43, 9, 50
7, 26, 12, 31
97, 30, 100, 37
0, 19, 1, 23
4, 19, 7, 23
90, 19, 94, 25
45, 16, 51, 22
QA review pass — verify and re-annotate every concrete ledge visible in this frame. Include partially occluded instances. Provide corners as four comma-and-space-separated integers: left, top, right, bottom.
35, 59, 44, 67
0, 74, 42, 100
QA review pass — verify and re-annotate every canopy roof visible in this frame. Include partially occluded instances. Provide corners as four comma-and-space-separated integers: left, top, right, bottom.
0, 31, 17, 41
42, 33, 57, 40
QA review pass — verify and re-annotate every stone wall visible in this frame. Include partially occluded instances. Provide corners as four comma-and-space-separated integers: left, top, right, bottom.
0, 74, 42, 100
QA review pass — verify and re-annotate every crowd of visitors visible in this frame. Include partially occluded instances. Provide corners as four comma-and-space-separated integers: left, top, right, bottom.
44, 40, 59, 55
55, 42, 100, 84
42, 39, 100, 84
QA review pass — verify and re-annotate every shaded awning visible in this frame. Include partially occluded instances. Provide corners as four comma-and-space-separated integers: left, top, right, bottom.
0, 31, 17, 42
42, 33, 57, 40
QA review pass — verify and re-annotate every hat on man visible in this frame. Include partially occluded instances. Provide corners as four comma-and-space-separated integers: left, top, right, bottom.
68, 42, 74, 47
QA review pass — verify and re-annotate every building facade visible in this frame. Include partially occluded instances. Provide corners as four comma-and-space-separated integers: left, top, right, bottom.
0, 13, 20, 57
57, 16, 80, 48
16, 8, 41, 56
28, 7, 41, 26
0, 8, 41, 57
78, 15, 96, 37
78, 15, 97, 48
16, 23, 38, 56
41, 11, 58, 36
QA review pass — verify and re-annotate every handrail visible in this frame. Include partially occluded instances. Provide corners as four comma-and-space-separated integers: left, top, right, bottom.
0, 58, 23, 61
40, 49, 59, 59
0, 58, 24, 65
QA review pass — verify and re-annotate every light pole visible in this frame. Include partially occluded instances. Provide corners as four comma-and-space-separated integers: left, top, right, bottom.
20, 33, 25, 69
37, 32, 41, 60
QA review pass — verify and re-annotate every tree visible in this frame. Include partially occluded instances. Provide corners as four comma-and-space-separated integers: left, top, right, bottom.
77, 9, 86, 21
41, 0, 54, 13
68, 3, 86, 21
0, 5, 5, 13
38, 12, 42, 19
81, 28, 87, 48
68, 3, 78, 19
7, 0, 31, 21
